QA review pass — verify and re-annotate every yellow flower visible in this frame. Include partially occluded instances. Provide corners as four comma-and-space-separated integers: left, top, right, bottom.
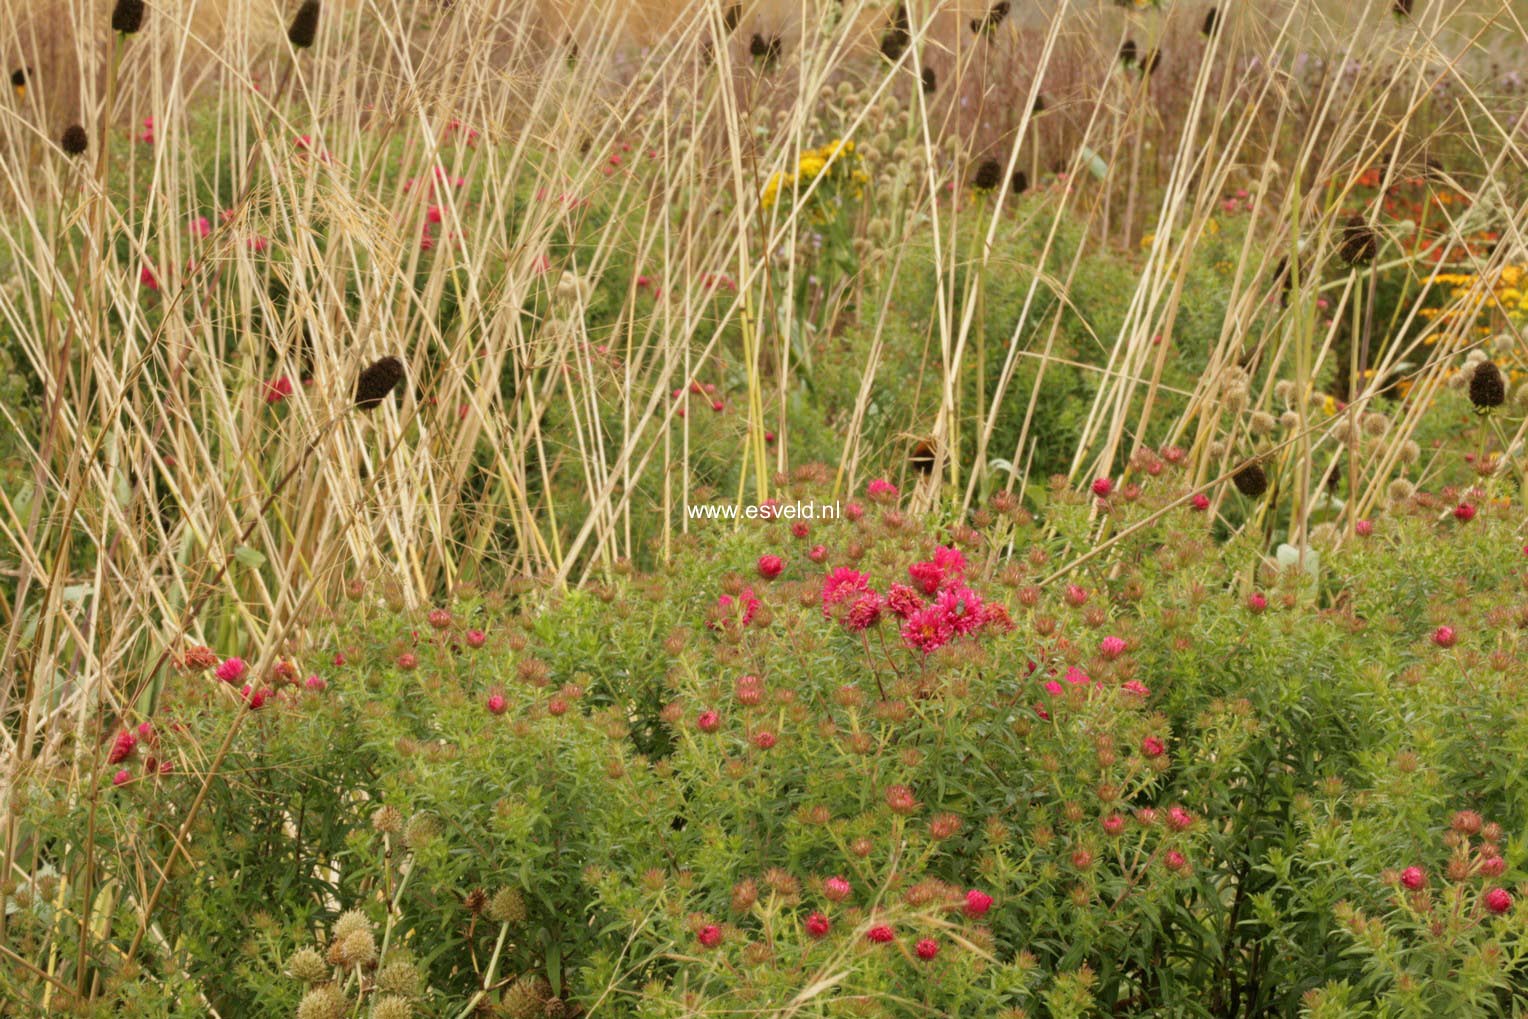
797, 155, 827, 179
761, 170, 793, 209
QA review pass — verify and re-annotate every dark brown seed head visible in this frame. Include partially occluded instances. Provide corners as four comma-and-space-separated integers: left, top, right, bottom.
1011, 169, 1029, 194
1393, 0, 1414, 14
1339, 214, 1378, 266
910, 440, 936, 475
1142, 49, 1161, 74
723, 3, 741, 32
1119, 39, 1137, 66
10, 67, 28, 88
880, 29, 909, 60
1468, 361, 1505, 410
1032, 93, 1046, 114
354, 356, 405, 411
1201, 7, 1219, 36
1232, 461, 1268, 498
972, 159, 1003, 191
111, 0, 145, 34
287, 1, 321, 49
61, 124, 89, 156
749, 32, 767, 56
921, 66, 937, 93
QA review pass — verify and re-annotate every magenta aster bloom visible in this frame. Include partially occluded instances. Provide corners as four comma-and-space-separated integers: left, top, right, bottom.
885, 583, 924, 619
845, 593, 883, 632
865, 924, 895, 943
901, 604, 953, 654
822, 568, 871, 615
964, 889, 993, 916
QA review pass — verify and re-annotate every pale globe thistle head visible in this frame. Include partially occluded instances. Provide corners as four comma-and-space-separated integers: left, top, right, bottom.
371, 805, 403, 834
1273, 379, 1296, 404
375, 959, 423, 998
331, 910, 373, 941
1279, 410, 1301, 430
1387, 478, 1415, 504
1249, 410, 1276, 435
1309, 522, 1339, 549
1222, 384, 1250, 414
501, 975, 552, 1019
402, 813, 442, 850
370, 995, 413, 1019
1396, 439, 1421, 465
1491, 333, 1515, 356
1464, 348, 1489, 366
1514, 381, 1528, 409
1361, 413, 1390, 437
487, 886, 528, 924
1331, 418, 1355, 443
1445, 370, 1466, 391
287, 946, 329, 984
327, 928, 377, 969
836, 80, 856, 100
296, 984, 349, 1019
1207, 439, 1228, 460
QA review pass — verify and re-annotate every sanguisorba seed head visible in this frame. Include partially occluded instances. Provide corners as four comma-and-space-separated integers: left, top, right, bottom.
1232, 461, 1268, 498
921, 66, 937, 93
1201, 6, 1219, 36
61, 125, 89, 156
1469, 361, 1506, 410
1119, 39, 1137, 66
354, 355, 404, 411
111, 0, 145, 34
972, 159, 1003, 191
288, 1, 321, 48
1339, 214, 1378, 266
1011, 169, 1029, 194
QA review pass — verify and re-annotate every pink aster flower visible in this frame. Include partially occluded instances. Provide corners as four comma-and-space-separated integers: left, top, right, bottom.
1099, 635, 1127, 660
822, 568, 871, 615
885, 583, 924, 619
264, 376, 294, 404
915, 938, 939, 960
1190, 493, 1211, 512
1121, 679, 1150, 698
697, 709, 720, 733
1432, 625, 1456, 648
936, 586, 984, 636
757, 554, 784, 579
1141, 736, 1166, 758
823, 876, 851, 902
907, 560, 943, 596
1484, 888, 1513, 914
1092, 477, 1113, 497
697, 924, 722, 947
901, 604, 953, 654
190, 216, 211, 239
108, 731, 137, 764
964, 889, 993, 917
486, 692, 508, 715
1454, 503, 1476, 522
865, 925, 895, 944
1400, 866, 1425, 890
112, 768, 132, 787
805, 912, 830, 938
866, 478, 899, 502
214, 657, 247, 683
845, 593, 883, 632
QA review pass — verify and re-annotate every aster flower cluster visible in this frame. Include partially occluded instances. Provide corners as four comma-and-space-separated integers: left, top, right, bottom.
819, 545, 1012, 654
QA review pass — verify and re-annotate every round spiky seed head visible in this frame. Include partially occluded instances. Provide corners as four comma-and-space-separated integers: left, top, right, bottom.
1396, 439, 1420, 464
370, 995, 412, 1019
402, 813, 441, 849
296, 985, 348, 1019
327, 929, 377, 969
1361, 413, 1390, 437
371, 804, 403, 834
376, 959, 423, 998
543, 998, 568, 1018
1514, 381, 1528, 409
1469, 360, 1506, 410
501, 976, 551, 1019
287, 947, 329, 984
972, 159, 1003, 191
1339, 215, 1378, 266
463, 888, 488, 914
332, 910, 372, 941
288, 1, 321, 49
111, 0, 145, 34
1279, 410, 1300, 430
1232, 462, 1268, 498
1387, 478, 1415, 503
1273, 379, 1296, 403
61, 125, 89, 156
354, 356, 404, 411
487, 887, 528, 924
1249, 411, 1276, 435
